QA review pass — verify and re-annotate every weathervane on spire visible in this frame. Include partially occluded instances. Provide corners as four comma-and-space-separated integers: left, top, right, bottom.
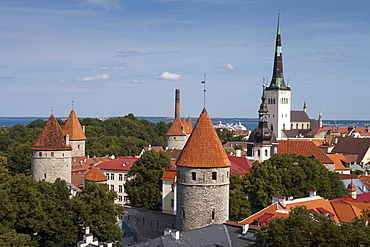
72, 99, 74, 110
201, 74, 206, 109
51, 107, 54, 116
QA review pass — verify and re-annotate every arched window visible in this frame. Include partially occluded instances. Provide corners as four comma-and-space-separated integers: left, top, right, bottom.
283, 123, 285, 130
265, 149, 268, 157
257, 149, 261, 157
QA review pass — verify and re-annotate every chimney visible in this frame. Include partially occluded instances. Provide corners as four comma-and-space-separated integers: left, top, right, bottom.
242, 223, 249, 234
175, 89, 180, 118
65, 134, 70, 145
272, 195, 279, 204
309, 190, 317, 197
347, 183, 357, 199
278, 196, 286, 208
171, 229, 180, 240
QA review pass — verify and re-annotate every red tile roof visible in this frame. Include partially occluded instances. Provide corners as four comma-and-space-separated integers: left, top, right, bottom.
228, 155, 253, 176
166, 116, 187, 136
96, 156, 137, 171
63, 110, 86, 140
278, 140, 333, 164
31, 115, 72, 151
176, 109, 231, 168
84, 167, 108, 182
326, 153, 351, 170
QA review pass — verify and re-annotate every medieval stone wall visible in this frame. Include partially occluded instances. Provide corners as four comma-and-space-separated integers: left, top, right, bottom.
166, 135, 188, 150
176, 166, 229, 231
31, 150, 72, 183
69, 140, 85, 157
123, 206, 176, 243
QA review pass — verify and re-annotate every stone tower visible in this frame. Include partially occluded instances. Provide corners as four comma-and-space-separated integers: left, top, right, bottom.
166, 89, 192, 150
265, 13, 291, 139
63, 110, 86, 157
176, 108, 231, 231
247, 86, 277, 161
31, 115, 72, 183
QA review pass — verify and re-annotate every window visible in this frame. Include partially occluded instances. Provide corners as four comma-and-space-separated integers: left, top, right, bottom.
44, 173, 46, 179
212, 172, 217, 180
124, 196, 129, 202
110, 173, 114, 180
192, 172, 196, 181
110, 185, 114, 191
182, 209, 185, 219
257, 149, 261, 157
265, 149, 268, 157
39, 152, 42, 157
118, 196, 123, 202
212, 210, 215, 221
119, 174, 123, 181
119, 185, 123, 193
106, 173, 109, 179
171, 199, 174, 208
51, 152, 54, 157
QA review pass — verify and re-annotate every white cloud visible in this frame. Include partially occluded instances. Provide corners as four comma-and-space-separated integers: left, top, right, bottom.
99, 63, 127, 71
99, 66, 113, 71
222, 63, 234, 70
157, 72, 181, 80
76, 74, 110, 82
131, 79, 144, 83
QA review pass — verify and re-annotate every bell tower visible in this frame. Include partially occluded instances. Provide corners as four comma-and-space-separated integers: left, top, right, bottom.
265, 13, 291, 139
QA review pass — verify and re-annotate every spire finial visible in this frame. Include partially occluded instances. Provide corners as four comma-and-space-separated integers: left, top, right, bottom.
201, 74, 206, 109
51, 107, 54, 116
72, 99, 74, 110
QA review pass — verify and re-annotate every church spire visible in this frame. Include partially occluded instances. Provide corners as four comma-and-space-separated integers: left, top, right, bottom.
267, 13, 289, 90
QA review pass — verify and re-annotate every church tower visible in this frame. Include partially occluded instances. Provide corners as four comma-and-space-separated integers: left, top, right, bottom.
63, 110, 86, 157
166, 89, 192, 150
265, 13, 291, 139
31, 115, 72, 183
247, 86, 277, 161
176, 108, 230, 231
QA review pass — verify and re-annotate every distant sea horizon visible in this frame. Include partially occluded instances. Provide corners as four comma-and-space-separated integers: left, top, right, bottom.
0, 116, 369, 129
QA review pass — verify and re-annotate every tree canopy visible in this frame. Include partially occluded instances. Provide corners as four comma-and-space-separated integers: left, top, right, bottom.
255, 206, 370, 247
0, 167, 123, 246
244, 153, 346, 213
125, 150, 171, 211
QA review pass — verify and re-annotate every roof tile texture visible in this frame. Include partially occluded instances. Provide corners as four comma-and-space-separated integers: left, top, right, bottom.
278, 140, 333, 164
166, 116, 192, 136
84, 167, 108, 182
63, 110, 86, 140
176, 110, 231, 168
31, 115, 71, 151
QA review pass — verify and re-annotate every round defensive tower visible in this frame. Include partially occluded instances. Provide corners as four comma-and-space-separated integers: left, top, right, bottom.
176, 108, 230, 231
31, 115, 72, 183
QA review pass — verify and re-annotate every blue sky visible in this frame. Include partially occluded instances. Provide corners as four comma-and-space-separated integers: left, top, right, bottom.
1, 0, 369, 120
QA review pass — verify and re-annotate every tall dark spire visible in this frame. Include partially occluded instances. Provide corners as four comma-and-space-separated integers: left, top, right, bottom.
267, 13, 289, 90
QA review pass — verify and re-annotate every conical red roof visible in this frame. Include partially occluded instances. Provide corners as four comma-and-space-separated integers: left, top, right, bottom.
166, 116, 187, 136
31, 115, 72, 151
176, 109, 231, 168
84, 167, 108, 182
63, 110, 86, 140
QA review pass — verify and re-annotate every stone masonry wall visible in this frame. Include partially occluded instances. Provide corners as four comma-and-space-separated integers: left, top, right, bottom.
31, 150, 72, 183
123, 206, 176, 243
166, 135, 188, 150
176, 166, 229, 231
70, 140, 85, 157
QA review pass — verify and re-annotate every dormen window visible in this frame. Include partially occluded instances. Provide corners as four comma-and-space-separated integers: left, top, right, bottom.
212, 172, 217, 180
192, 172, 196, 181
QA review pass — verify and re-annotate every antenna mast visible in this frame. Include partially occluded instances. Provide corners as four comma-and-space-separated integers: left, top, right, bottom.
201, 74, 206, 109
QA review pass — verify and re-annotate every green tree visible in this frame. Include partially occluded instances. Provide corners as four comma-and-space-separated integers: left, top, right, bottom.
125, 150, 171, 211
246, 154, 346, 212
229, 173, 251, 221
255, 206, 370, 247
74, 182, 124, 244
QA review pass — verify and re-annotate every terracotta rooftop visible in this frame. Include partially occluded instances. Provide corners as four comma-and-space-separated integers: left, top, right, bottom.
166, 116, 192, 136
228, 155, 253, 176
277, 140, 333, 164
84, 166, 108, 182
326, 153, 351, 171
96, 156, 177, 171
71, 156, 110, 173
63, 110, 86, 140
176, 109, 231, 168
31, 115, 72, 151
288, 138, 325, 147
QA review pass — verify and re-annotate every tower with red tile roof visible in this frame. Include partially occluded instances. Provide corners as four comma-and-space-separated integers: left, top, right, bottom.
176, 108, 231, 231
264, 13, 291, 139
63, 110, 86, 157
166, 89, 192, 150
31, 115, 72, 183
